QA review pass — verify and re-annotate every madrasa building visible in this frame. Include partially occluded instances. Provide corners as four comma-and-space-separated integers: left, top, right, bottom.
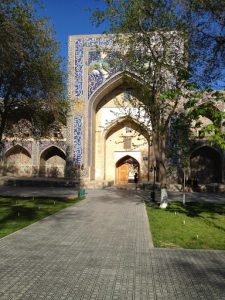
1, 34, 225, 189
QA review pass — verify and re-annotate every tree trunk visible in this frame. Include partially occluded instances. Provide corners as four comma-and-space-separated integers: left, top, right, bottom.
152, 131, 167, 187
152, 130, 168, 208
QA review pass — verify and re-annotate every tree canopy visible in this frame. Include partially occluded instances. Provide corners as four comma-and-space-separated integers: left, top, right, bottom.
91, 0, 225, 190
92, 0, 225, 89
0, 0, 66, 143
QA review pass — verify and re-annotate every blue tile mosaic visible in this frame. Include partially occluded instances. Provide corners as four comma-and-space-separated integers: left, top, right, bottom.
74, 36, 121, 98
74, 39, 84, 97
74, 116, 82, 163
88, 50, 122, 98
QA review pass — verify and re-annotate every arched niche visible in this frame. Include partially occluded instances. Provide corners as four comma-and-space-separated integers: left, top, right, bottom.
40, 146, 66, 178
89, 71, 144, 113
4, 145, 32, 176
190, 146, 222, 184
104, 117, 150, 142
102, 117, 150, 182
87, 71, 147, 180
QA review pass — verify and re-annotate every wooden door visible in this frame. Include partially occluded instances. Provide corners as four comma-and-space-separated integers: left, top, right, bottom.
117, 163, 129, 184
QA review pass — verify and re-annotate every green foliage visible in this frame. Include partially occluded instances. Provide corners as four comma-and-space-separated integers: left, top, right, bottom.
202, 125, 225, 149
187, 91, 225, 148
91, 0, 225, 87
0, 0, 66, 141
91, 0, 225, 184
146, 201, 225, 249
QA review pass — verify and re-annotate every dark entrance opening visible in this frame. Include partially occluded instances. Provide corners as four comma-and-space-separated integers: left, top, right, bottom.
190, 146, 222, 184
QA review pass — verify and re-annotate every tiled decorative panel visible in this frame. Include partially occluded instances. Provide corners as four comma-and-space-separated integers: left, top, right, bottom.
74, 36, 121, 98
88, 51, 103, 98
88, 50, 121, 98
74, 39, 84, 97
74, 116, 83, 163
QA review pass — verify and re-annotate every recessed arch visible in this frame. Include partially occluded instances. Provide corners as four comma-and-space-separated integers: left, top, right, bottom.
104, 117, 150, 142
89, 71, 144, 112
40, 146, 66, 178
4, 144, 32, 176
102, 115, 150, 182
190, 146, 222, 184
87, 71, 147, 179
5, 144, 31, 158
40, 145, 66, 160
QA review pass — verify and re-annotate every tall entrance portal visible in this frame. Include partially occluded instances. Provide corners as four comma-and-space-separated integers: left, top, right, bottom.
68, 34, 152, 185
68, 34, 225, 187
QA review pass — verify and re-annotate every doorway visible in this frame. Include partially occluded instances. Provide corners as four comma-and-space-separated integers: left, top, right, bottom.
116, 155, 139, 184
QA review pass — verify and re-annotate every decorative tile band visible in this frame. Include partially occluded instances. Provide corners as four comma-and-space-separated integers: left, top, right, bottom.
74, 116, 83, 163
74, 39, 84, 97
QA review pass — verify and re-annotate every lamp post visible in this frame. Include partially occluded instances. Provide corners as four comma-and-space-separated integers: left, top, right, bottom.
150, 165, 157, 201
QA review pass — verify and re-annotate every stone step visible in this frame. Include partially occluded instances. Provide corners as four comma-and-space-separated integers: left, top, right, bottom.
83, 180, 114, 189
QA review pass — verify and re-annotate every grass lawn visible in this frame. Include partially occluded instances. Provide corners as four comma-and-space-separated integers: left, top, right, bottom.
146, 201, 225, 250
0, 196, 83, 239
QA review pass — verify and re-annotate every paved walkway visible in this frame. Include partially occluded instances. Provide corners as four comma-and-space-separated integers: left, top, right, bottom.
0, 189, 224, 300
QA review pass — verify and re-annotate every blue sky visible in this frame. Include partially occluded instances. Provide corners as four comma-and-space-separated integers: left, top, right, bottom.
38, 0, 106, 63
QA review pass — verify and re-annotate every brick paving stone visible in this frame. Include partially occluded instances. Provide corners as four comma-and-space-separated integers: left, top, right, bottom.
0, 189, 224, 299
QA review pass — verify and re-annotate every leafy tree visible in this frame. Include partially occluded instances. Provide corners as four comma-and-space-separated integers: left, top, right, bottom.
91, 0, 225, 195
0, 0, 66, 146
92, 0, 189, 190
